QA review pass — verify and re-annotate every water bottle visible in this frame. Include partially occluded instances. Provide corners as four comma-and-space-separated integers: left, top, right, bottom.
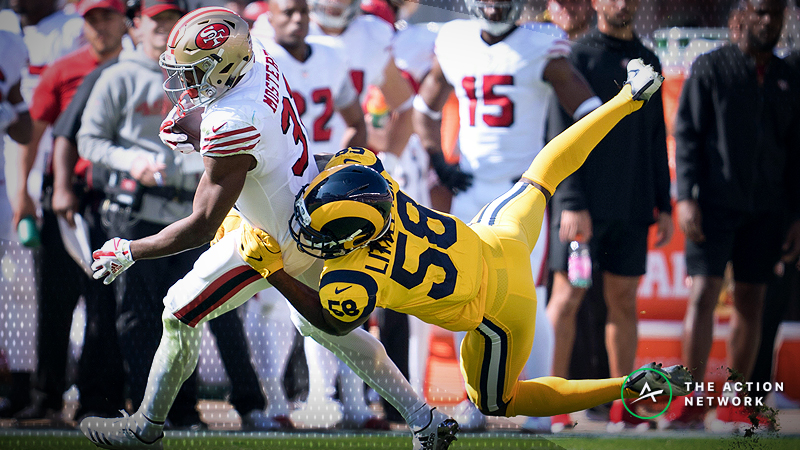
17, 215, 41, 248
568, 239, 591, 288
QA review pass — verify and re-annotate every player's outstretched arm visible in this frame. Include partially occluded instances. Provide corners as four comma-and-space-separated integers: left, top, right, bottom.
238, 224, 370, 336
267, 269, 369, 336
131, 154, 255, 259
266, 270, 343, 335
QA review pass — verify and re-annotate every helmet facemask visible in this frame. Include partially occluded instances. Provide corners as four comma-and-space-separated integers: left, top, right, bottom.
160, 7, 255, 113
289, 164, 393, 259
309, 0, 361, 30
161, 48, 253, 113
466, 0, 522, 36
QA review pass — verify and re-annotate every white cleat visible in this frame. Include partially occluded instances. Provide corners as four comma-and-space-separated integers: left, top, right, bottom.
80, 411, 163, 449
624, 58, 664, 102
412, 408, 459, 450
625, 362, 693, 399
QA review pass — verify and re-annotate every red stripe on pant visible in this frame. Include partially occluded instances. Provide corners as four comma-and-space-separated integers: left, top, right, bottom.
174, 265, 262, 327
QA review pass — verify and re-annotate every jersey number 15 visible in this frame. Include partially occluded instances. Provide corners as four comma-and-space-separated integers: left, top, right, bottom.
462, 75, 515, 128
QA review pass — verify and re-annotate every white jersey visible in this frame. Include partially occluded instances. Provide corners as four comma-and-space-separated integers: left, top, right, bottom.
376, 22, 442, 208
263, 38, 357, 156
1, 10, 83, 214
309, 14, 393, 102
435, 20, 570, 183
0, 10, 83, 102
200, 39, 320, 277
0, 31, 29, 241
393, 22, 440, 88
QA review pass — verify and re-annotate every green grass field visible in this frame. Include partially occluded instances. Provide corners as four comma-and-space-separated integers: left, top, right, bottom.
1, 431, 799, 450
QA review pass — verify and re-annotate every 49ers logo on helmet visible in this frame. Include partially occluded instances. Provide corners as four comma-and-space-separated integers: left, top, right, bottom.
195, 23, 230, 50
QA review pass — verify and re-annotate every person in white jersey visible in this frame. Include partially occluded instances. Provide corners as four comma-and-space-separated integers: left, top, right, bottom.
0, 29, 35, 420
79, 8, 457, 450
413, 0, 602, 433
245, 0, 385, 429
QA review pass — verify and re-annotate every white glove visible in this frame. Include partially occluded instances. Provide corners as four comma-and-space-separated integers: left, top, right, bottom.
159, 107, 194, 154
91, 238, 135, 285
0, 102, 19, 132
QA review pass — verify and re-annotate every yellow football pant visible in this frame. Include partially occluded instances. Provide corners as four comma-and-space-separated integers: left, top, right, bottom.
463, 86, 642, 417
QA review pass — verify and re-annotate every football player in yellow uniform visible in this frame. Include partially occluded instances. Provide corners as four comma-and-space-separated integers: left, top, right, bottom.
238, 60, 693, 420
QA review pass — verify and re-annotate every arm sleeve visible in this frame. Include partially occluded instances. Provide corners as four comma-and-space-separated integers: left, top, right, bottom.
77, 70, 151, 171
319, 269, 377, 325
334, 68, 358, 110
364, 17, 394, 87
674, 57, 711, 202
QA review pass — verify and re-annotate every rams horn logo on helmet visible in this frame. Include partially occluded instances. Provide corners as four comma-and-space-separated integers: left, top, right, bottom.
196, 23, 231, 50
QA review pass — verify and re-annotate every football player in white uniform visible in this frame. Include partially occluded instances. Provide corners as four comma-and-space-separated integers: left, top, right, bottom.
413, 0, 602, 433
79, 8, 455, 450
0, 29, 35, 419
244, 0, 379, 429
307, 0, 416, 156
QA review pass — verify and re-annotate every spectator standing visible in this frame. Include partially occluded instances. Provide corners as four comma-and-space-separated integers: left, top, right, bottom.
10, 0, 129, 423
0, 0, 83, 420
0, 29, 34, 421
524, 0, 594, 41
671, 0, 800, 430
544, 0, 673, 431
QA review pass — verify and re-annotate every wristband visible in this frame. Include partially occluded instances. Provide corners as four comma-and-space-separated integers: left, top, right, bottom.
412, 95, 442, 120
572, 96, 602, 121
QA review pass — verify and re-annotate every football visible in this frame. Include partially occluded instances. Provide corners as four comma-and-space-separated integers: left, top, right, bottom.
172, 107, 204, 152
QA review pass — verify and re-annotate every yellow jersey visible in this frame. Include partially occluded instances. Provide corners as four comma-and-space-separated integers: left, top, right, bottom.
317, 148, 489, 331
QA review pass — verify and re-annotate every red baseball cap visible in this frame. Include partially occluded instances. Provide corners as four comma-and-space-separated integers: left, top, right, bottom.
78, 0, 126, 16
141, 0, 185, 17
